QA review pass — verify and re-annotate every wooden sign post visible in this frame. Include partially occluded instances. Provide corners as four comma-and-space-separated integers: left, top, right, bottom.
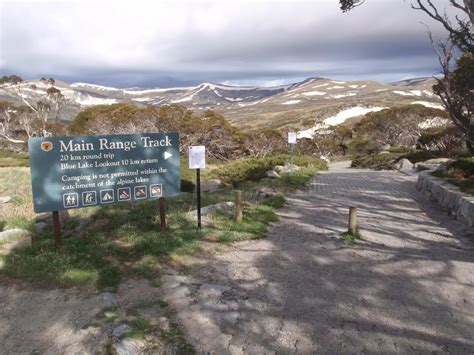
28, 132, 182, 245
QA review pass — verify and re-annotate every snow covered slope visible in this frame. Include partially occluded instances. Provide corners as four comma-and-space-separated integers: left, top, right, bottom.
0, 76, 443, 131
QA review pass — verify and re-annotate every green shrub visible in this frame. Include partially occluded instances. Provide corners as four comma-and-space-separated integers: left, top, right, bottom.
180, 157, 195, 192
215, 155, 327, 186
351, 153, 402, 170
400, 150, 442, 163
432, 157, 474, 195
261, 193, 286, 208
389, 146, 414, 154
445, 157, 474, 178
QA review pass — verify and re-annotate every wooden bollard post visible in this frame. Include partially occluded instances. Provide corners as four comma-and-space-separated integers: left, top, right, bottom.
234, 190, 243, 222
52, 211, 61, 247
348, 206, 357, 235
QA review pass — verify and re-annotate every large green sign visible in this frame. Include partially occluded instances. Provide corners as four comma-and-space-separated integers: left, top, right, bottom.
29, 132, 180, 213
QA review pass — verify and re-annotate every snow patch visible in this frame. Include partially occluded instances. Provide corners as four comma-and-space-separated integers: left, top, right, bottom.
171, 96, 194, 103
75, 95, 118, 106
297, 123, 327, 139
302, 91, 326, 96
411, 101, 445, 110
327, 86, 345, 90
332, 92, 357, 99
281, 100, 301, 105
393, 90, 415, 96
324, 106, 385, 126
71, 83, 121, 92
330, 81, 346, 84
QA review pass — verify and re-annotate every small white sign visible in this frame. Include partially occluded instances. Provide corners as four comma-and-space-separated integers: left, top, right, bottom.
189, 146, 206, 169
288, 132, 297, 145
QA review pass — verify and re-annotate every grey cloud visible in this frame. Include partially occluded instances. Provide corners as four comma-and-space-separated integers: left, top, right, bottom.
0, 0, 459, 87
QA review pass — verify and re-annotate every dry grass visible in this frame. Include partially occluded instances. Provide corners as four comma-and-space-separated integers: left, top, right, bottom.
0, 167, 35, 223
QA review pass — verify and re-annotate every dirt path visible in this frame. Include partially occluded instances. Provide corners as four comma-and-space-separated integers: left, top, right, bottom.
161, 163, 474, 353
0, 278, 187, 354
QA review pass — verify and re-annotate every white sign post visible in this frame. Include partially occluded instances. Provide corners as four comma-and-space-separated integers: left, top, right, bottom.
288, 132, 297, 173
189, 146, 206, 229
189, 145, 206, 169
288, 132, 297, 145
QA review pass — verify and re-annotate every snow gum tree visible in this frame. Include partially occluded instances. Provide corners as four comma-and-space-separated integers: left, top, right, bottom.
340, 0, 474, 154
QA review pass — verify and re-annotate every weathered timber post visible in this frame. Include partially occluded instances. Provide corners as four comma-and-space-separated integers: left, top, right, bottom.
234, 190, 243, 222
348, 206, 357, 235
159, 197, 166, 232
52, 211, 61, 246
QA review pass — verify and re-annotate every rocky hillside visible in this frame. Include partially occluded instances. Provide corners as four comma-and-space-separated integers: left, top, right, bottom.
0, 76, 443, 131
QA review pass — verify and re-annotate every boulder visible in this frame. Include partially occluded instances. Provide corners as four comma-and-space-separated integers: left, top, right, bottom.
258, 187, 278, 199
0, 196, 11, 204
188, 202, 234, 217
285, 164, 300, 172
424, 158, 451, 164
379, 151, 390, 155
275, 164, 300, 175
381, 144, 391, 151
200, 179, 222, 192
415, 163, 439, 171
102, 292, 118, 308
0, 228, 29, 243
266, 170, 280, 178
398, 158, 414, 170
435, 162, 452, 173
112, 324, 131, 338
111, 338, 143, 355
35, 210, 69, 224
273, 165, 285, 173
34, 222, 48, 233
2, 237, 32, 253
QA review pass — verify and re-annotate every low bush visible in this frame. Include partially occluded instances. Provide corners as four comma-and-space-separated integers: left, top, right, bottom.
351, 153, 402, 170
388, 146, 414, 154
215, 155, 327, 186
447, 157, 474, 178
432, 157, 474, 195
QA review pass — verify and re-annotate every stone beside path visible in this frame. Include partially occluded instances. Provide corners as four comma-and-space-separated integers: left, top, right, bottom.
162, 161, 474, 353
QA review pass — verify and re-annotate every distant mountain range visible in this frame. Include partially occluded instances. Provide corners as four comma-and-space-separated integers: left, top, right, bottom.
0, 76, 443, 131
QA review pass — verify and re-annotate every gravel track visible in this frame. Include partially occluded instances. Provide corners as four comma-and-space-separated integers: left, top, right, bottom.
162, 163, 474, 353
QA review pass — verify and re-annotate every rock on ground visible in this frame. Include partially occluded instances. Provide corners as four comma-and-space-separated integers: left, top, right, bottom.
0, 228, 29, 243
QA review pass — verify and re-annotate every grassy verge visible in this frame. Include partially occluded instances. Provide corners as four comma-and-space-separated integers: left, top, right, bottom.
0, 163, 323, 290
431, 157, 474, 195
0, 152, 29, 168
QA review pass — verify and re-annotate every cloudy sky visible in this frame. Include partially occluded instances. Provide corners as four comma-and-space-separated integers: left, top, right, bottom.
0, 0, 460, 87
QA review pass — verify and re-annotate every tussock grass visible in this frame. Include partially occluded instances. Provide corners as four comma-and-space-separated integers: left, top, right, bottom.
0, 167, 35, 224
0, 161, 323, 290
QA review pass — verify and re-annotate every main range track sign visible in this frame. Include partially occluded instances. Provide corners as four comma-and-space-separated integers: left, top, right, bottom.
29, 132, 180, 213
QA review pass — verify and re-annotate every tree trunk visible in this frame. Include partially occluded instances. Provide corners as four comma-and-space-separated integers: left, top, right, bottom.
467, 128, 474, 155
464, 0, 474, 24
